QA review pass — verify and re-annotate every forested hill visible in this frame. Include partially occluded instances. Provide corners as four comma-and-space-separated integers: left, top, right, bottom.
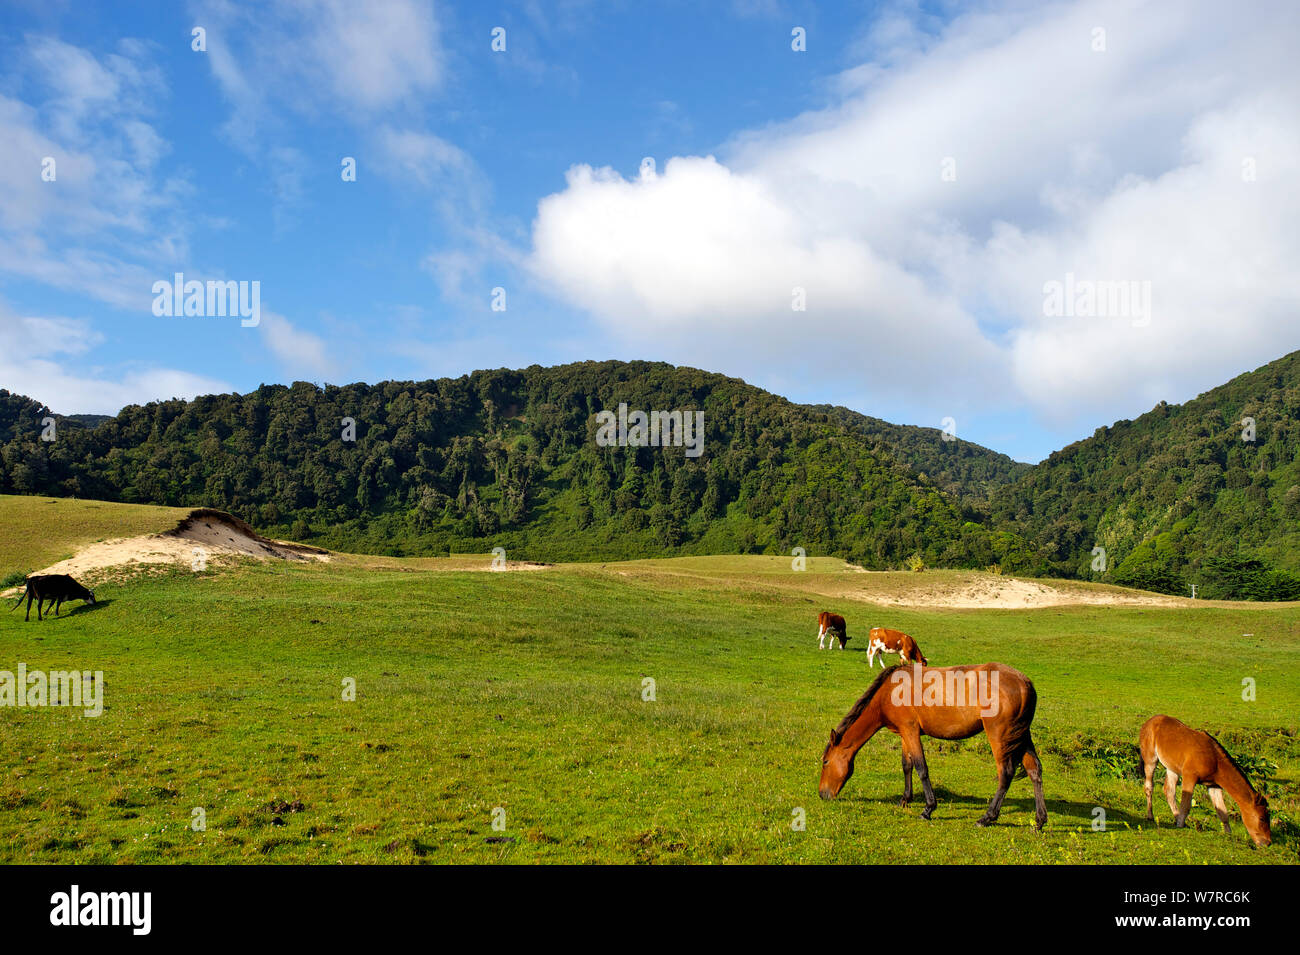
4, 352, 1299, 598
0, 362, 1036, 566
989, 350, 1300, 598
0, 391, 106, 444
811, 404, 1031, 504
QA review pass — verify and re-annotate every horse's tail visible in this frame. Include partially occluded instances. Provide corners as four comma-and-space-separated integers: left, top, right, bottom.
8, 584, 28, 611
1000, 668, 1038, 760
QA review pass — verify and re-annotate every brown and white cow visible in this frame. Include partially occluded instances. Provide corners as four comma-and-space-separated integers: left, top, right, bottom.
866, 627, 928, 668
817, 611, 849, 650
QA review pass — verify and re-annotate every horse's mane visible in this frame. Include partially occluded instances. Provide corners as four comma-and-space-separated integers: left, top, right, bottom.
1207, 732, 1259, 791
834, 665, 901, 736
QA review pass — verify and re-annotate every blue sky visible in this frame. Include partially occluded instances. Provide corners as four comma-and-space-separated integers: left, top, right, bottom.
2, 1, 1297, 463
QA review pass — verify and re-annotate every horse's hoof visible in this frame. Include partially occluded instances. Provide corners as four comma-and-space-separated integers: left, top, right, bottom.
920, 808, 933, 821
976, 816, 994, 828
898, 798, 910, 808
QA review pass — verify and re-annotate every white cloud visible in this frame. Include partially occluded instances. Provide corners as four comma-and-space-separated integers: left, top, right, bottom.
526, 0, 1300, 433
0, 301, 230, 415
530, 156, 1003, 400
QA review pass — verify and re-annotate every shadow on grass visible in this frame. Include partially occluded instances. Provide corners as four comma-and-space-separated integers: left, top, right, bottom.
840, 785, 1152, 827
28, 599, 113, 621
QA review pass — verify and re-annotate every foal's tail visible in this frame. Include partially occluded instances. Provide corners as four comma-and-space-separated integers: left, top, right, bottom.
8, 585, 28, 611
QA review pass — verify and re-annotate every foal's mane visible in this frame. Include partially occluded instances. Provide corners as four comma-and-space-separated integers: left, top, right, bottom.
1207, 732, 1260, 791
834, 665, 901, 736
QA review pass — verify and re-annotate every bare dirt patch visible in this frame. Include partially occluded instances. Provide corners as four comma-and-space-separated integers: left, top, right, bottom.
864, 574, 1185, 609
576, 558, 1192, 610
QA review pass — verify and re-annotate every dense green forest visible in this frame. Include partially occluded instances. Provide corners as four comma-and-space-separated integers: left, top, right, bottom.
2, 352, 1298, 597
812, 404, 1031, 505
0, 362, 1032, 568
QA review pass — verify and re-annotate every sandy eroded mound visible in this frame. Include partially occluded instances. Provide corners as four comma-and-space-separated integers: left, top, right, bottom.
15, 508, 328, 586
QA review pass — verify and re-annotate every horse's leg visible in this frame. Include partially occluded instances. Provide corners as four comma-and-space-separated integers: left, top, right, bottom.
1207, 786, 1232, 834
897, 725, 933, 816
1163, 768, 1179, 817
24, 591, 32, 621
1142, 751, 1157, 821
910, 733, 936, 820
1022, 741, 1047, 830
977, 737, 1017, 827
1175, 775, 1197, 828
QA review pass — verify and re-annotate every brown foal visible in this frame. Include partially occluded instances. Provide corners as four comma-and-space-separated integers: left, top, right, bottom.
1140, 715, 1271, 847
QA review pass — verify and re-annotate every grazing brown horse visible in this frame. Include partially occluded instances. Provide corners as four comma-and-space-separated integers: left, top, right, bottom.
819, 663, 1047, 829
866, 626, 928, 668
1140, 715, 1271, 847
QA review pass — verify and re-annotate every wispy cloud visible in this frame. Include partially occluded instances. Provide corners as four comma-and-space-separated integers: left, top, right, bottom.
0, 34, 190, 316
258, 309, 339, 381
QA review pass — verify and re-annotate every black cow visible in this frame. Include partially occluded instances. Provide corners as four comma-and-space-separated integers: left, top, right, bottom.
8, 574, 96, 621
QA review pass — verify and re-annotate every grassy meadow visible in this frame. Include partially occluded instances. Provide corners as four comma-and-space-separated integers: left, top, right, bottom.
0, 502, 1297, 864
0, 496, 189, 584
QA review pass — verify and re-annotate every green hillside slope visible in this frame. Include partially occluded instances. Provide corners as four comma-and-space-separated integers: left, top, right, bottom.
990, 351, 1300, 596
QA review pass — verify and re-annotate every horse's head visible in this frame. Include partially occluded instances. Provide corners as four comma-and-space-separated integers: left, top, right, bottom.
819, 728, 854, 799
1247, 792, 1271, 847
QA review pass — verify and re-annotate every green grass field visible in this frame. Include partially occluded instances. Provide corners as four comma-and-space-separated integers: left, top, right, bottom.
0, 495, 189, 583
1, 504, 1297, 864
